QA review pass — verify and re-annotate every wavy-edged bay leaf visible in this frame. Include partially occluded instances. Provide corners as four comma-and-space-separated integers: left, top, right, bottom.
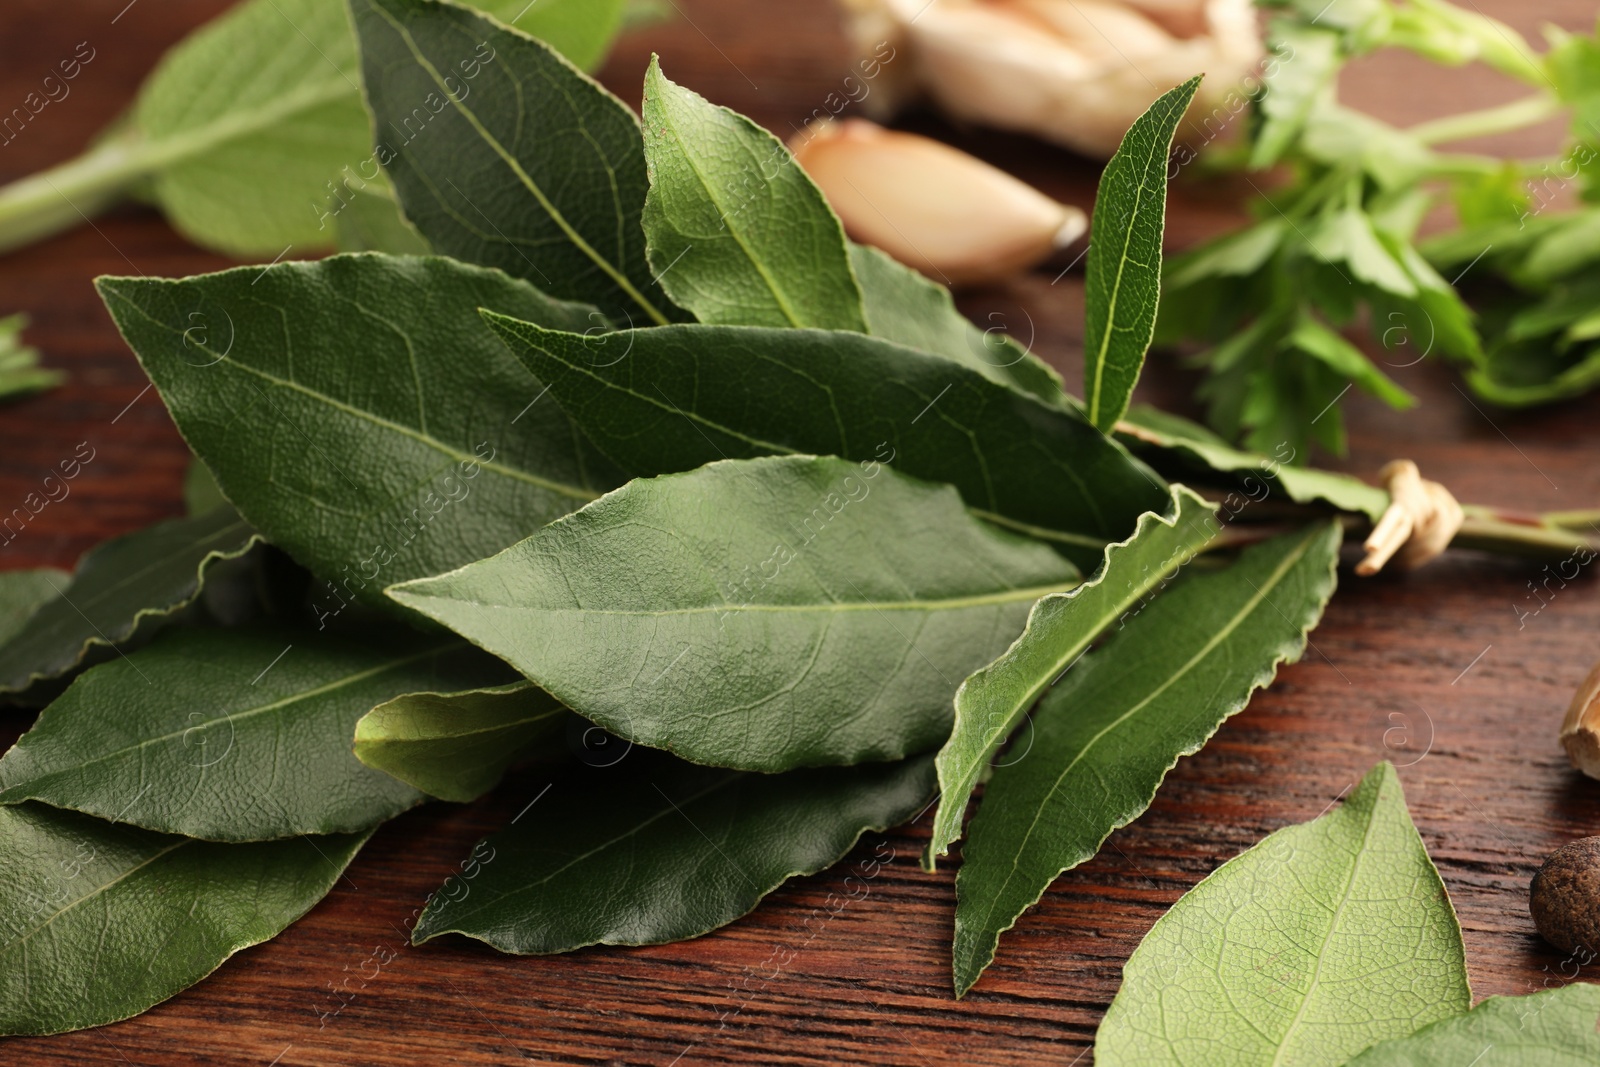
0, 626, 513, 841
0, 507, 262, 696
0, 803, 367, 1036
354, 680, 566, 801
0, 569, 67, 651
640, 58, 866, 331
414, 749, 934, 951
1118, 404, 1391, 521
483, 313, 1168, 567
1094, 761, 1469, 1066
1343, 983, 1600, 1067
391, 455, 1079, 771
97, 254, 623, 608
1084, 76, 1201, 432
926, 485, 1218, 870
351, 0, 683, 325
953, 521, 1342, 996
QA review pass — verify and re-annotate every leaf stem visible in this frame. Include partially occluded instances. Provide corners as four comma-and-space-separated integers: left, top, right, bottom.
0, 139, 150, 255
1408, 93, 1562, 147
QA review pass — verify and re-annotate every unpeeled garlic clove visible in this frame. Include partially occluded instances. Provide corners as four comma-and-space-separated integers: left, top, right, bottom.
789, 118, 1086, 287
1561, 660, 1600, 780
840, 0, 1263, 159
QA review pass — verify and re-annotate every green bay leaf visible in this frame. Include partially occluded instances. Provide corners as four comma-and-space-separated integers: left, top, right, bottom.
414, 749, 933, 951
640, 58, 866, 331
0, 803, 367, 1036
354, 680, 567, 802
0, 507, 262, 696
927, 485, 1219, 870
482, 314, 1169, 568
953, 521, 1341, 996
350, 0, 683, 325
1084, 75, 1201, 432
1343, 983, 1600, 1066
1095, 761, 1470, 1066
0, 569, 68, 652
390, 455, 1079, 771
0, 626, 514, 840
97, 254, 624, 608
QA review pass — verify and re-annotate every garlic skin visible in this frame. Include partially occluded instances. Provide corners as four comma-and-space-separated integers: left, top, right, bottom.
1561, 660, 1600, 780
789, 119, 1087, 286
837, 0, 1263, 158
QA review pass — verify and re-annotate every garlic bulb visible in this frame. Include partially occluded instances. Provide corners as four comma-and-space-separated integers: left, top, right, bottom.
836, 0, 1263, 158
790, 118, 1087, 286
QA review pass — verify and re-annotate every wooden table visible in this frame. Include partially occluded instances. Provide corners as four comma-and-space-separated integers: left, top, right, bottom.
4, 1, 1600, 1063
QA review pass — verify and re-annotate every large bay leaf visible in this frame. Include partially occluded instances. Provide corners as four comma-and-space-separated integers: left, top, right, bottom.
0, 507, 262, 696
354, 680, 566, 801
1094, 762, 1470, 1066
1083, 76, 1201, 432
1343, 983, 1600, 1066
0, 626, 513, 841
0, 803, 367, 1036
390, 455, 1079, 771
849, 244, 1065, 404
952, 521, 1341, 996
351, 0, 683, 325
97, 254, 624, 607
926, 485, 1218, 870
483, 313, 1168, 567
413, 749, 934, 951
0, 569, 67, 652
1117, 404, 1391, 521
640, 59, 866, 331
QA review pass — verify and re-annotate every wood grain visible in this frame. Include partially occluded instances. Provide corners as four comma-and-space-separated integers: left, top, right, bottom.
4, 1, 1600, 1064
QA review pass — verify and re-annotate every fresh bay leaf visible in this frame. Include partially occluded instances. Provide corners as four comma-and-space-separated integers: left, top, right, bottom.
0, 626, 514, 841
926, 486, 1218, 870
1342, 983, 1600, 1066
1094, 761, 1470, 1066
849, 244, 1065, 403
640, 59, 867, 331
1084, 76, 1201, 432
351, 0, 683, 325
482, 314, 1169, 567
354, 680, 566, 802
0, 802, 367, 1036
0, 507, 262, 696
182, 456, 228, 516
413, 749, 934, 951
0, 569, 67, 652
1117, 404, 1391, 521
952, 521, 1342, 996
390, 455, 1080, 771
98, 254, 624, 608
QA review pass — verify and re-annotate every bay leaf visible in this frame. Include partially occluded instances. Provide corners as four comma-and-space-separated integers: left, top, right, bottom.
1343, 983, 1600, 1066
849, 243, 1066, 404
390, 455, 1080, 771
926, 485, 1219, 870
0, 507, 262, 696
1084, 76, 1201, 432
97, 254, 624, 609
952, 521, 1342, 996
413, 749, 934, 952
640, 58, 867, 331
0, 802, 367, 1036
482, 313, 1169, 568
1094, 761, 1470, 1066
354, 680, 567, 802
350, 0, 684, 325
0, 625, 514, 841
0, 569, 67, 652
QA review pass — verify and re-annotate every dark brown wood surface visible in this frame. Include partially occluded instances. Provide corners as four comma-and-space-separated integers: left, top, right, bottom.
5, 1, 1600, 1063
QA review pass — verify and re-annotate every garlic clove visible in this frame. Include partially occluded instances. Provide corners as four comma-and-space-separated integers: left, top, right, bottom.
1561, 660, 1600, 779
999, 0, 1177, 62
789, 118, 1087, 287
